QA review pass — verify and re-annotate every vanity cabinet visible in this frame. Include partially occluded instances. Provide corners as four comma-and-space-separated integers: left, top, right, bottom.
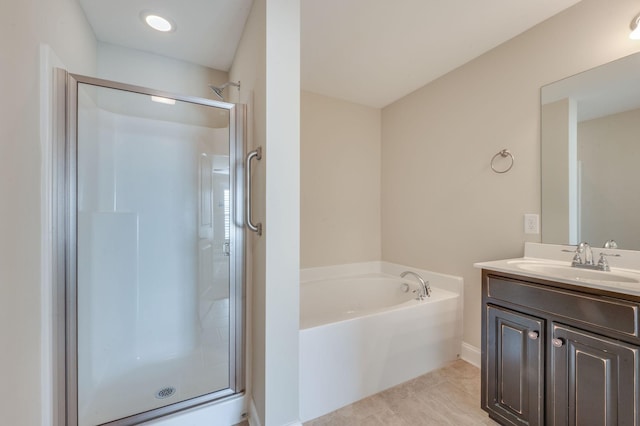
485, 305, 544, 425
550, 324, 638, 425
481, 271, 640, 426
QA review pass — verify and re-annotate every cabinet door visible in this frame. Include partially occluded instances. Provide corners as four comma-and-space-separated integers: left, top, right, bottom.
551, 323, 639, 426
484, 305, 544, 426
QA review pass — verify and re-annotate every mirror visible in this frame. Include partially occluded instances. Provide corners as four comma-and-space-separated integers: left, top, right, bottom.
541, 52, 640, 250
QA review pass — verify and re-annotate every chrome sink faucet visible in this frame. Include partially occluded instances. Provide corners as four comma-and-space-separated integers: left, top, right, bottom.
400, 270, 431, 299
574, 241, 594, 267
565, 242, 620, 272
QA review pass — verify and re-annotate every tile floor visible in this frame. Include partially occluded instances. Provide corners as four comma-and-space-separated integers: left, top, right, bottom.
303, 359, 498, 426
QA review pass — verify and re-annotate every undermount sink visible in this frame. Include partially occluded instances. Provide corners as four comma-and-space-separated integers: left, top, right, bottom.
507, 260, 640, 284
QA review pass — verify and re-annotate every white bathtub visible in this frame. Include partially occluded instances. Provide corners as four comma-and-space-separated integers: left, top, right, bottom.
299, 262, 463, 422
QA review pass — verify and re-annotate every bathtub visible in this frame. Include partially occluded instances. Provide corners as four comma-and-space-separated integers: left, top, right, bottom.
299, 262, 463, 422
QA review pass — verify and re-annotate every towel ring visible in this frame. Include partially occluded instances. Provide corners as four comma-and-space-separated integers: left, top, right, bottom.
491, 149, 514, 174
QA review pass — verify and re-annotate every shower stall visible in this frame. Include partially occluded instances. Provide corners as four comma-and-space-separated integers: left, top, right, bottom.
53, 71, 247, 425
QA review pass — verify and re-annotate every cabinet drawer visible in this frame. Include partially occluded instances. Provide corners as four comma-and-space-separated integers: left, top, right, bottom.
487, 275, 639, 337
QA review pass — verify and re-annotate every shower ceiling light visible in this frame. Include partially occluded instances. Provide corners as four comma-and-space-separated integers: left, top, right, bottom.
142, 13, 175, 32
630, 12, 640, 39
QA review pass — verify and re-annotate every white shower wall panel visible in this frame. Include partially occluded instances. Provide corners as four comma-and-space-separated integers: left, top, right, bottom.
113, 113, 200, 362
77, 212, 139, 392
77, 105, 230, 388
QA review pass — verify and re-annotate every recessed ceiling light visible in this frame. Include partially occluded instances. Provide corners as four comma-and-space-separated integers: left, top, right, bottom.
142, 13, 175, 32
630, 12, 640, 40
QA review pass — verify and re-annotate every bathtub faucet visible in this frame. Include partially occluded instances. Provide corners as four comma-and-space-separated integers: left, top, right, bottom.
400, 271, 431, 299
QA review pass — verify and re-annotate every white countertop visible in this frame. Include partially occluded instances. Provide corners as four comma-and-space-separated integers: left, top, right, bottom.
474, 243, 640, 297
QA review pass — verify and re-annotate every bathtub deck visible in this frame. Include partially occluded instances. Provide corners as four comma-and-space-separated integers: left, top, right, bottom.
303, 360, 498, 426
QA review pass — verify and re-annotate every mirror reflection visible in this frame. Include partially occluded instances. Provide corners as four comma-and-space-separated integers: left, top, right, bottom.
541, 52, 640, 250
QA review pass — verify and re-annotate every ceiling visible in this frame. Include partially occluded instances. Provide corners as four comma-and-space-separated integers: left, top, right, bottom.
78, 0, 254, 71
79, 0, 583, 108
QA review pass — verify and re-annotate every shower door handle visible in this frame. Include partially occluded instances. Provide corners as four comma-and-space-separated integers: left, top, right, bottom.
245, 146, 263, 236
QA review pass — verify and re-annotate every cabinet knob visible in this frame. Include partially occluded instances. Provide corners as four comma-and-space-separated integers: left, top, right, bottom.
552, 338, 564, 348
527, 331, 539, 340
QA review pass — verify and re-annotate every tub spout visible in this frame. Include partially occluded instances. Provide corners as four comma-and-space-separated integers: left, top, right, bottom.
400, 270, 431, 299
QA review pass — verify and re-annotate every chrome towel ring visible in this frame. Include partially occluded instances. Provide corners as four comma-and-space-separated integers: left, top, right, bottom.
491, 149, 514, 174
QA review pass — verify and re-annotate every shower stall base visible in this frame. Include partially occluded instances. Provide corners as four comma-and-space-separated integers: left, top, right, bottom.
79, 299, 231, 426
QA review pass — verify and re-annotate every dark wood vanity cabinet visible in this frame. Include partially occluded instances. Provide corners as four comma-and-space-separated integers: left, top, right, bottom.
550, 324, 638, 425
485, 305, 544, 425
481, 271, 640, 426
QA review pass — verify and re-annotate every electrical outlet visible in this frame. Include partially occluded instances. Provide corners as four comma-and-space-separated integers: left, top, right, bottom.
524, 214, 539, 234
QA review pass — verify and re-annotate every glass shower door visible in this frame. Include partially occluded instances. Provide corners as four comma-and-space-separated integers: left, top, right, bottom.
67, 76, 244, 426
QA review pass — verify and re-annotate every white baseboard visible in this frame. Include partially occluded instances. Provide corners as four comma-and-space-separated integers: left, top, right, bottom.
248, 399, 262, 426
248, 399, 302, 426
460, 342, 481, 368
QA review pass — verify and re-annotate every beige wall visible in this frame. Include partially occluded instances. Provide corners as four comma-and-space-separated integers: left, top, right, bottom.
230, 0, 268, 420
230, 0, 301, 424
579, 108, 640, 249
381, 0, 640, 349
0, 1, 97, 425
301, 91, 381, 268
96, 42, 229, 98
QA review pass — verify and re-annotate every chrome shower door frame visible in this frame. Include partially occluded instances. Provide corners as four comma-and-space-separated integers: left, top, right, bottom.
52, 69, 246, 426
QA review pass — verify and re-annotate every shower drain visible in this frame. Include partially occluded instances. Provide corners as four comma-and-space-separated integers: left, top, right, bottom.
155, 387, 177, 399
